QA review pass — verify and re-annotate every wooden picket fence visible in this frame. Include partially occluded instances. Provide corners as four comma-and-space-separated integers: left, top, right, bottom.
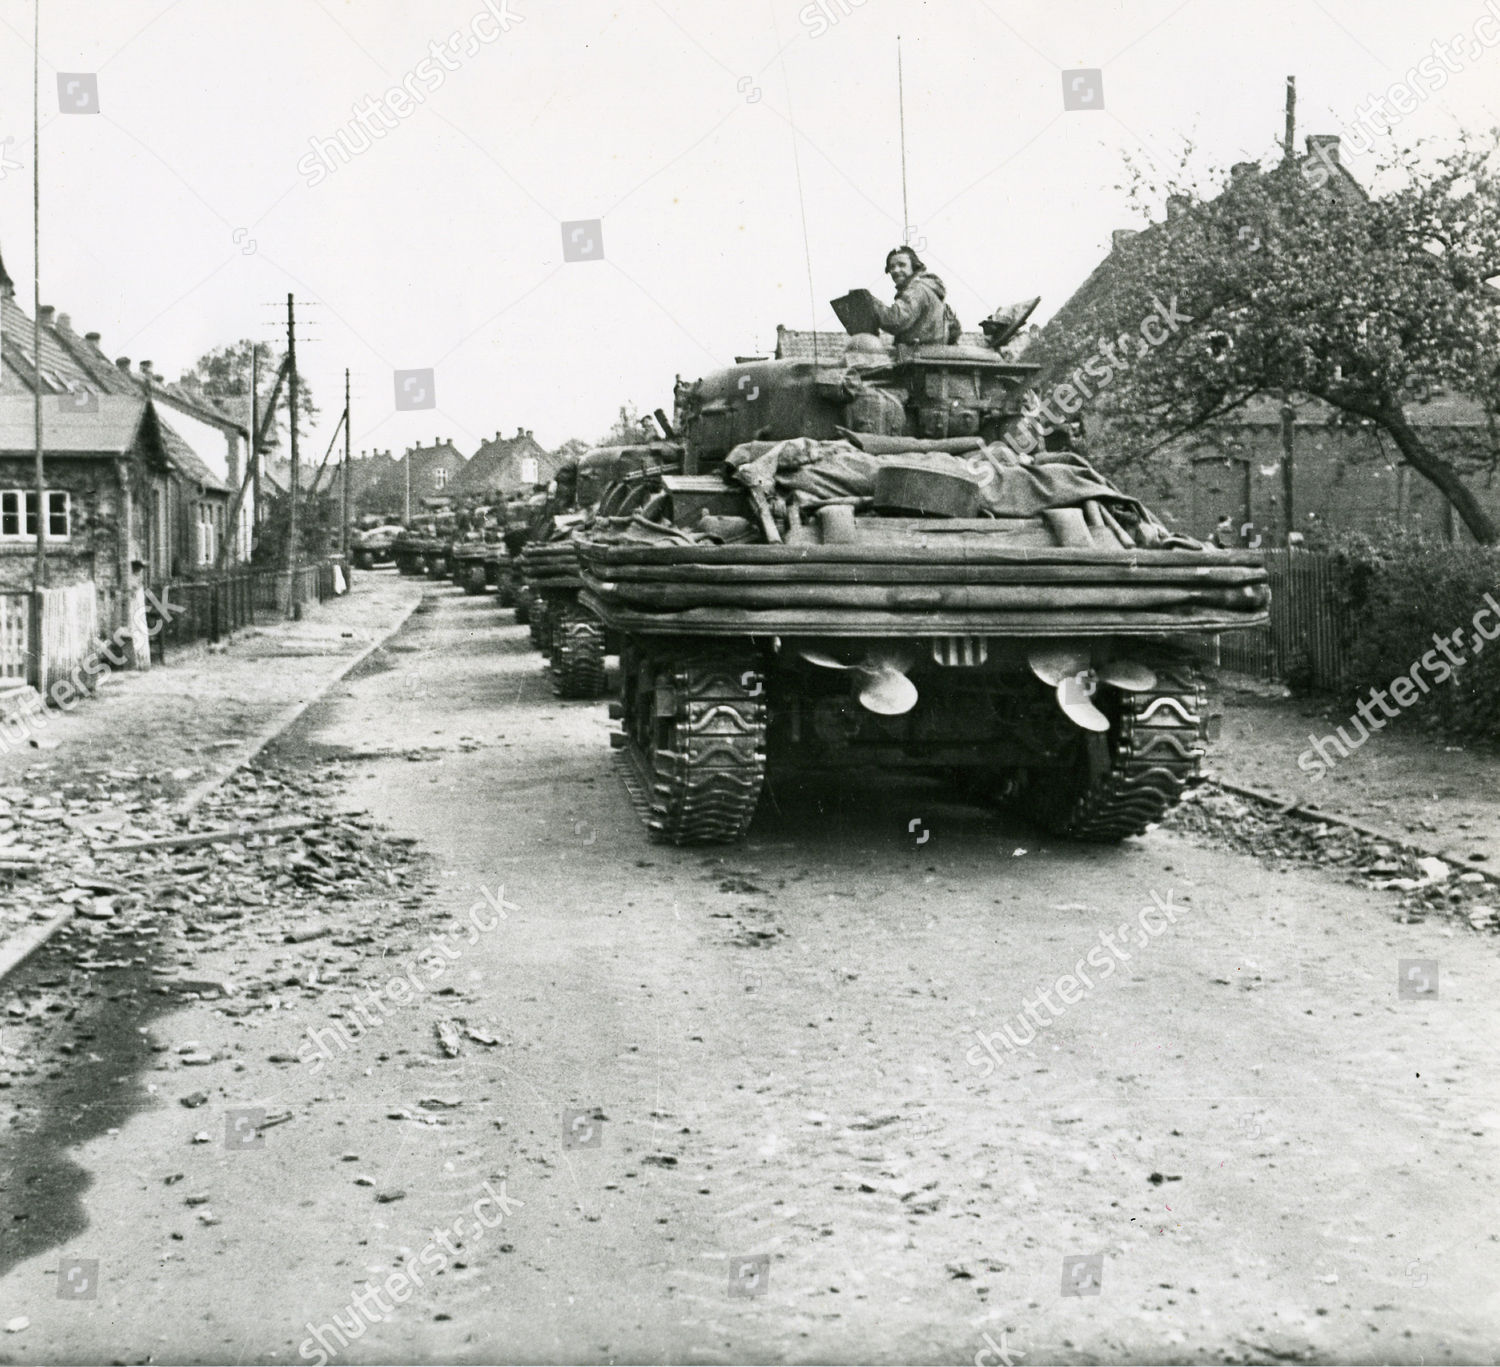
0, 558, 350, 684
35, 583, 98, 696
0, 594, 28, 681
1214, 549, 1352, 690
0, 584, 101, 696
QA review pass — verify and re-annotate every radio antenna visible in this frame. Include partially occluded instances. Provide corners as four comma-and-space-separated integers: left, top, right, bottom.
898, 36, 911, 241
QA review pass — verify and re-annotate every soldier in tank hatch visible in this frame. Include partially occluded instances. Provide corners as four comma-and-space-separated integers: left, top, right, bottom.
873, 245, 962, 346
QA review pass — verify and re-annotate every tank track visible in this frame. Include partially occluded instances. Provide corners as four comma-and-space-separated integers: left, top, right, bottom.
550, 607, 608, 699
529, 598, 553, 654
1036, 664, 1206, 842
618, 653, 766, 845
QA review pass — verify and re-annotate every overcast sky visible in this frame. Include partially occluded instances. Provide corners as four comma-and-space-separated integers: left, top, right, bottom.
0, 0, 1496, 458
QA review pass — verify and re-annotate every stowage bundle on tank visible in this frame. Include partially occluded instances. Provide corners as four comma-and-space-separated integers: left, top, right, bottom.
577, 325, 1268, 848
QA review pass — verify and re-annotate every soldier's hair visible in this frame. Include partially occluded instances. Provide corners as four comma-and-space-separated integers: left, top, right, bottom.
884, 246, 925, 274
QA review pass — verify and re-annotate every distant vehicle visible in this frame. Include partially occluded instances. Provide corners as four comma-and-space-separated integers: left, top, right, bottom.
350, 523, 404, 570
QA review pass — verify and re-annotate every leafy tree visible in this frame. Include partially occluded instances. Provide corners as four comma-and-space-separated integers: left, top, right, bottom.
596, 402, 658, 446
1031, 132, 1500, 541
182, 339, 319, 447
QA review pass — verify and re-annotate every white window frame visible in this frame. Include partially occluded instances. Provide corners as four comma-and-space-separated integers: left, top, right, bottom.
196, 503, 217, 566
520, 457, 538, 485
0, 490, 70, 541
434, 467, 449, 490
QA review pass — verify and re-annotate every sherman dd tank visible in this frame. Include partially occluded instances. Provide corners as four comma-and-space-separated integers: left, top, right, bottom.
391, 520, 435, 576
526, 444, 683, 697
518, 463, 582, 656
451, 528, 489, 594
576, 315, 1269, 846
483, 521, 514, 605
504, 493, 546, 624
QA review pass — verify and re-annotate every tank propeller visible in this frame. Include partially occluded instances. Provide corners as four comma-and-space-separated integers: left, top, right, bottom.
799, 646, 920, 716
1027, 645, 1156, 733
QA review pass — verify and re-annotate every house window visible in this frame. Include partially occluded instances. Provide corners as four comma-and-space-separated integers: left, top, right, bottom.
0, 491, 70, 541
520, 457, 538, 485
434, 467, 449, 490
196, 504, 217, 566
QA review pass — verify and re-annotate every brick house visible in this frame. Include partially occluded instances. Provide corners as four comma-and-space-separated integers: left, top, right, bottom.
0, 272, 249, 572
1025, 134, 1496, 544
400, 438, 467, 505
451, 427, 557, 500
0, 394, 231, 609
344, 449, 402, 518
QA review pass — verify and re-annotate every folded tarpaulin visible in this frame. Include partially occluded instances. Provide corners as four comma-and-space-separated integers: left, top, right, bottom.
722, 437, 1203, 548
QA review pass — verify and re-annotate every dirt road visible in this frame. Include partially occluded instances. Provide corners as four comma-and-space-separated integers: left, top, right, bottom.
3, 582, 1498, 1364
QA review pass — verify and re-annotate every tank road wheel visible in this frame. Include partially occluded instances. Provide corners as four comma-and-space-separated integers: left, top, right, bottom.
1031, 665, 1206, 842
618, 652, 767, 845
550, 607, 608, 699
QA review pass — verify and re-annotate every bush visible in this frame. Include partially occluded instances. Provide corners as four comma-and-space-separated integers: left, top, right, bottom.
1328, 528, 1500, 739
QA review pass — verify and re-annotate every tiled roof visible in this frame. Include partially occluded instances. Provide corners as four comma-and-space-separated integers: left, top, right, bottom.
0, 297, 94, 393
775, 326, 993, 359
0, 393, 147, 453
150, 408, 231, 493
0, 297, 245, 435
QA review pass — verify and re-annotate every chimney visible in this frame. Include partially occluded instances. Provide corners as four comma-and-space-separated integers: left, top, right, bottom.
85, 331, 101, 345
55, 312, 71, 332
1307, 133, 1340, 165
1111, 229, 1138, 252
140, 360, 154, 376
515, 426, 525, 438
115, 357, 131, 373
37, 304, 55, 326
1230, 160, 1257, 180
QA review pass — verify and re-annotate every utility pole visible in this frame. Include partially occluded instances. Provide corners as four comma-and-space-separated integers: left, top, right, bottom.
285, 293, 301, 618
249, 345, 259, 556
341, 368, 351, 571
404, 444, 411, 524
1279, 75, 1297, 546
30, 0, 44, 596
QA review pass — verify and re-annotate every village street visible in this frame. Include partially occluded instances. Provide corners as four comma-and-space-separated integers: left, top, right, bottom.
1, 580, 1498, 1363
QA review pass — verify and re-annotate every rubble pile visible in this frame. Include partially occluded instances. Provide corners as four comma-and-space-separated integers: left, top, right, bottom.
1170, 784, 1500, 931
1, 759, 438, 1017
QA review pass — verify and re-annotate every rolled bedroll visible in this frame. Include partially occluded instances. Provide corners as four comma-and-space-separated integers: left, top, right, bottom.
588, 580, 1267, 611
588, 561, 1265, 587
577, 540, 1266, 569
578, 590, 1270, 637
